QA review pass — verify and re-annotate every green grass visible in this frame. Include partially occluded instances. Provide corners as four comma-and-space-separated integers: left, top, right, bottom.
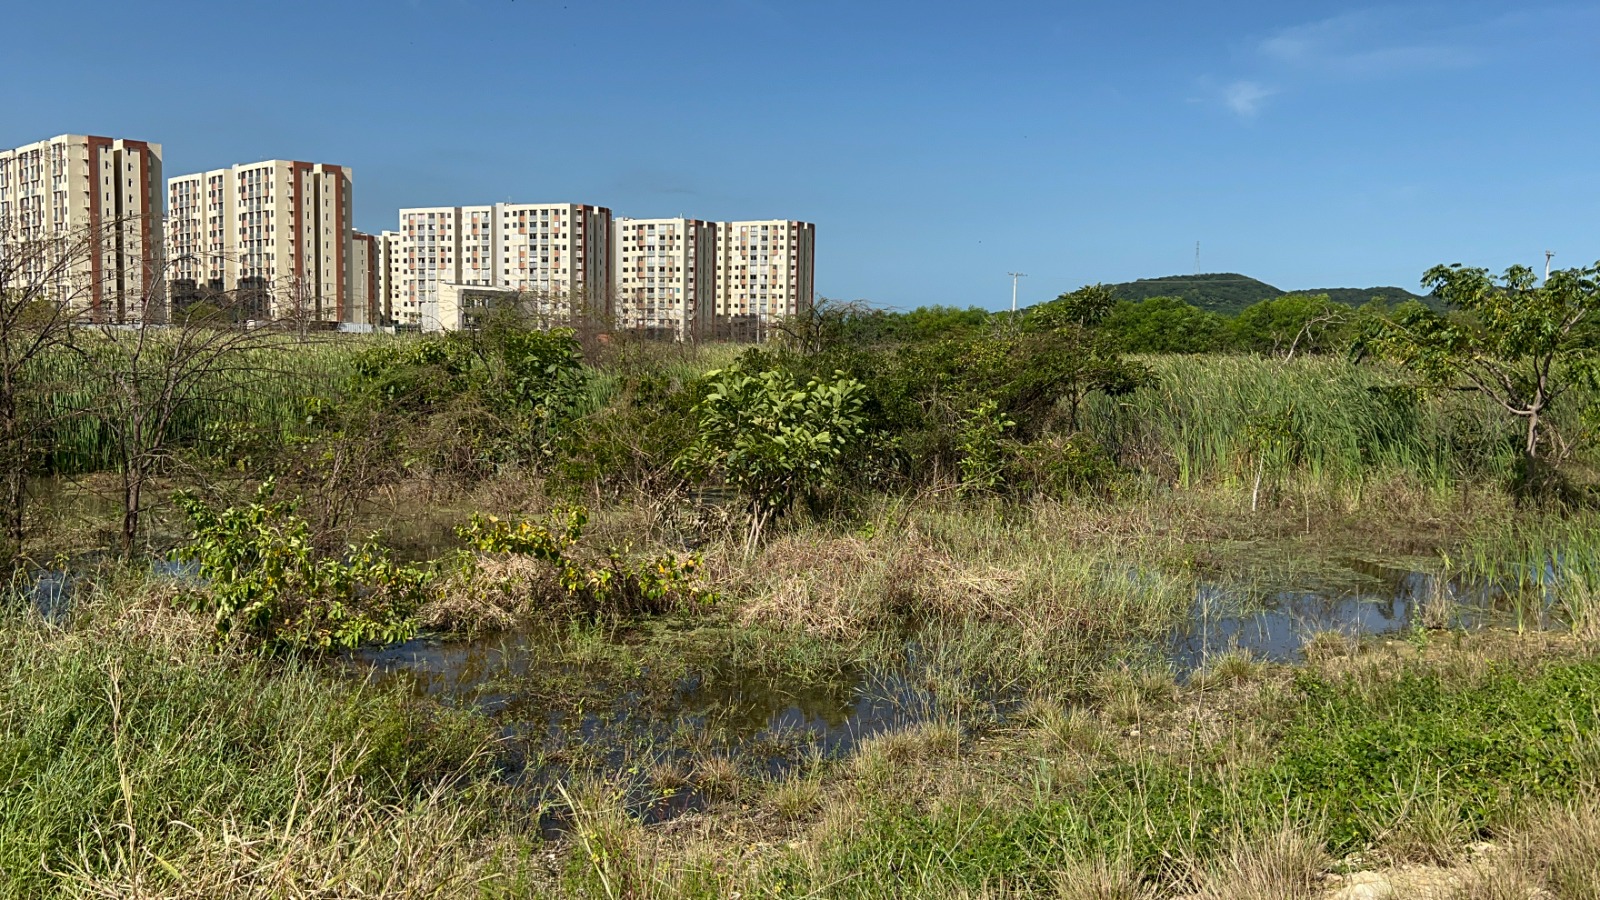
1086, 355, 1530, 493
24, 336, 368, 476
0, 573, 521, 898
1450, 513, 1600, 635
777, 653, 1600, 897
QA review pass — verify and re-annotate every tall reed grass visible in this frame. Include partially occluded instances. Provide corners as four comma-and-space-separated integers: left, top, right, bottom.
1449, 515, 1600, 636
21, 337, 368, 475
1086, 355, 1530, 493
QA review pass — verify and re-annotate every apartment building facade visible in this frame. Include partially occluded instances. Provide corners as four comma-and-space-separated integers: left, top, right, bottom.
166, 160, 354, 321
714, 220, 815, 336
351, 231, 379, 326
612, 217, 716, 339
378, 230, 400, 326
394, 202, 612, 330
0, 134, 164, 322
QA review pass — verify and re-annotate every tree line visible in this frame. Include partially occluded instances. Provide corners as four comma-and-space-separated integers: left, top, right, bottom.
814, 292, 1402, 357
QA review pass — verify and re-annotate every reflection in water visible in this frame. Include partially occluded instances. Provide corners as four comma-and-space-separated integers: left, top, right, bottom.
24, 571, 74, 625
346, 556, 1547, 827
9, 549, 1545, 824
1169, 561, 1541, 672
348, 629, 948, 824
350, 631, 937, 771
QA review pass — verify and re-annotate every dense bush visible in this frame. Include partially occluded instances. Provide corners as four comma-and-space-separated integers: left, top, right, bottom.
676, 360, 870, 538
456, 506, 713, 615
349, 324, 588, 479
174, 481, 428, 651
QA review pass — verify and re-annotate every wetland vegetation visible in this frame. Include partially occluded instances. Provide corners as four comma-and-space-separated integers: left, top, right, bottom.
6, 264, 1600, 897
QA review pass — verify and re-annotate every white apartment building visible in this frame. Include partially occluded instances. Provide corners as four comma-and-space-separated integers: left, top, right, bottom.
612, 217, 716, 339
0, 134, 164, 322
166, 160, 354, 321
714, 220, 816, 334
394, 202, 612, 331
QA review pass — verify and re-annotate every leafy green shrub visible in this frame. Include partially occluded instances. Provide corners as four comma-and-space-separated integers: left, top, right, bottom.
676, 361, 870, 540
1012, 433, 1123, 498
174, 481, 428, 651
457, 507, 713, 614
350, 326, 589, 477
352, 337, 479, 411
551, 367, 703, 499
956, 400, 1015, 496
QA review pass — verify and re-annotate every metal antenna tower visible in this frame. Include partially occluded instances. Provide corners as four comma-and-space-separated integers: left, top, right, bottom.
1195, 241, 1201, 274
1008, 272, 1027, 312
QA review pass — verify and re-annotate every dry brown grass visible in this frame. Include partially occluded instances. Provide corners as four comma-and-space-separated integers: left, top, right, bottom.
420, 551, 562, 633
1189, 826, 1330, 900
723, 498, 1194, 661
53, 748, 533, 900
692, 753, 745, 800
1051, 857, 1158, 899
728, 522, 1025, 640
1452, 792, 1600, 899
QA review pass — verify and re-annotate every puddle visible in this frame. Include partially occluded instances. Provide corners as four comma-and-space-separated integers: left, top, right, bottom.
350, 627, 976, 826
351, 630, 956, 791
20, 570, 74, 624
346, 553, 1564, 827
1170, 559, 1544, 673
8, 556, 201, 625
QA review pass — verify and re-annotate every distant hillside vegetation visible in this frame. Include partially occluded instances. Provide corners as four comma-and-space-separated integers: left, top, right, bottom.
1106, 273, 1430, 315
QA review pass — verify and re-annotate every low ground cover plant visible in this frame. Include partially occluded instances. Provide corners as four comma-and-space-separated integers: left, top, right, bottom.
456, 506, 713, 615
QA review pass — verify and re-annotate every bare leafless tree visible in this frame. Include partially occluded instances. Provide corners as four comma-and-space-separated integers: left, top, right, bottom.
770, 296, 871, 355
71, 225, 290, 556
0, 216, 94, 564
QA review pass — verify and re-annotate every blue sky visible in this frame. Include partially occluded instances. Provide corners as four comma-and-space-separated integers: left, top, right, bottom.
5, 0, 1596, 309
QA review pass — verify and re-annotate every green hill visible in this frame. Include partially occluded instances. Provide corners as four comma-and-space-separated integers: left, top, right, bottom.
1105, 273, 1430, 315
1303, 286, 1434, 308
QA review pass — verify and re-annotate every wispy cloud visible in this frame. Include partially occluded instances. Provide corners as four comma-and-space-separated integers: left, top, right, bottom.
1221, 80, 1275, 118
1258, 11, 1476, 78
1203, 9, 1481, 120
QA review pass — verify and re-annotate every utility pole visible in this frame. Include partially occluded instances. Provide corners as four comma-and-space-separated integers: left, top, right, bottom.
1545, 250, 1555, 283
1008, 272, 1027, 312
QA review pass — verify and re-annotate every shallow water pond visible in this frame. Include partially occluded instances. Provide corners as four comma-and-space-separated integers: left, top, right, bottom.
1169, 556, 1542, 671
343, 553, 1547, 821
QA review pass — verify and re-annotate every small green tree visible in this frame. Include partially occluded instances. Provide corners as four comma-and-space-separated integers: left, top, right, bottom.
1375, 261, 1600, 487
956, 400, 1015, 496
1020, 284, 1153, 431
676, 362, 868, 547
1230, 294, 1350, 359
